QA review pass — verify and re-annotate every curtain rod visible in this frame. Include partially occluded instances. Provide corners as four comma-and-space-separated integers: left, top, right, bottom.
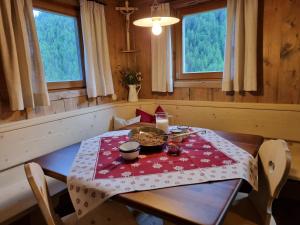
87, 0, 106, 5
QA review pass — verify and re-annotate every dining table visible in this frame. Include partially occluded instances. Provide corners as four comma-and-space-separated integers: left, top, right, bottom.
32, 122, 263, 225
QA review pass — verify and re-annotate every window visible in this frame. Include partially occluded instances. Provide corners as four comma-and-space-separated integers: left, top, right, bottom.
33, 1, 85, 90
175, 0, 227, 81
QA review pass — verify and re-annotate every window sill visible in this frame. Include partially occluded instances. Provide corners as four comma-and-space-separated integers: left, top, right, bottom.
49, 88, 87, 101
174, 80, 222, 88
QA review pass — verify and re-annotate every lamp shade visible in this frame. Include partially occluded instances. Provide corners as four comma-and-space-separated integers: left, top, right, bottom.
133, 1, 180, 35
133, 16, 180, 27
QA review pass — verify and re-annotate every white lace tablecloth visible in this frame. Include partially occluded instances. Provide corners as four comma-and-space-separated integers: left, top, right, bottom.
67, 127, 258, 218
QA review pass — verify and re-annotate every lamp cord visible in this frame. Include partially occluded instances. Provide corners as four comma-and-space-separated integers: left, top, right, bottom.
151, 0, 159, 16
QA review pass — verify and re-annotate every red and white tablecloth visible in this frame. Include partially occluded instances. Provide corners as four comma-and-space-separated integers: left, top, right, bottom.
67, 127, 258, 218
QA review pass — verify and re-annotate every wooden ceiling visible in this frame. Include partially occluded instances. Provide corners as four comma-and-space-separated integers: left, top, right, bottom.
169, 0, 214, 9
133, 0, 212, 8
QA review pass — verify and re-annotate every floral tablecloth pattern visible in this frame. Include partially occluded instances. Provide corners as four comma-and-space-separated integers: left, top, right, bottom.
67, 128, 258, 218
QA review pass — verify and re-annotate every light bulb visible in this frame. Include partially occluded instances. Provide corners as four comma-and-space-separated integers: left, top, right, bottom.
152, 22, 162, 35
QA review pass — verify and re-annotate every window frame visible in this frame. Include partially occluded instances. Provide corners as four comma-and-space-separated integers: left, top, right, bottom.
174, 0, 227, 81
33, 0, 86, 91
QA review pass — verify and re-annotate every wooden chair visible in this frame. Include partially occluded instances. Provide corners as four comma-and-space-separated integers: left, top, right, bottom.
223, 139, 291, 225
24, 162, 138, 225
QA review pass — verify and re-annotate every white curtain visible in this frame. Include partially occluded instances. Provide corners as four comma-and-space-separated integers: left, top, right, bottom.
151, 3, 173, 93
222, 0, 258, 92
80, 0, 114, 97
0, 0, 49, 111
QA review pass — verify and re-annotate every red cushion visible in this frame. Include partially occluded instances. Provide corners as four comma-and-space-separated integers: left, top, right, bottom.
136, 109, 155, 123
136, 106, 165, 123
155, 105, 165, 113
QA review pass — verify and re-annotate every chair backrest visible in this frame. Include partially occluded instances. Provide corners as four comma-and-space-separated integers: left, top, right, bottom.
24, 162, 61, 225
249, 139, 291, 224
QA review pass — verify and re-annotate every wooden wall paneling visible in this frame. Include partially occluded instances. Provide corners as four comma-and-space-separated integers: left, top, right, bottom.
132, 0, 300, 104
25, 90, 86, 118
132, 3, 153, 99
114, 105, 139, 119
48, 89, 87, 101
288, 141, 300, 180
0, 102, 26, 124
49, 100, 66, 114
24, 108, 35, 120
106, 0, 130, 101
277, 0, 300, 104
139, 102, 156, 114
0, 67, 27, 123
87, 109, 114, 135
0, 111, 101, 170
233, 92, 259, 103
255, 0, 264, 98
26, 100, 66, 119
113, 102, 156, 119
152, 88, 190, 100
63, 96, 88, 111
88, 98, 97, 107
258, 0, 282, 103
211, 89, 234, 102
96, 96, 103, 105
0, 60, 8, 102
97, 96, 114, 104
25, 90, 85, 119
189, 88, 211, 101
26, 105, 54, 119
156, 100, 300, 142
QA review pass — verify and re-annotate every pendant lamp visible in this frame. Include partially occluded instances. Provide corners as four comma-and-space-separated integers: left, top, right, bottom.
133, 0, 180, 35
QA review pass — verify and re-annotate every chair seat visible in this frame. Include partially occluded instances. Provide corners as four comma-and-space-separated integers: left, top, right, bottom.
223, 193, 263, 225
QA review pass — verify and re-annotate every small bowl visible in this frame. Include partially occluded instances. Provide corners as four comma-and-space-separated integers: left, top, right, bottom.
177, 126, 189, 132
119, 141, 140, 160
170, 129, 184, 143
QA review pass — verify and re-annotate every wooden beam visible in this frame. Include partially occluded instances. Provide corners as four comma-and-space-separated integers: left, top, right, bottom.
170, 0, 212, 9
33, 0, 79, 13
87, 0, 106, 5
133, 0, 211, 8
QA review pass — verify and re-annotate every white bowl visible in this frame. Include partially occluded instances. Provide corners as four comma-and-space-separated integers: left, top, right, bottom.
119, 141, 140, 160
170, 129, 184, 143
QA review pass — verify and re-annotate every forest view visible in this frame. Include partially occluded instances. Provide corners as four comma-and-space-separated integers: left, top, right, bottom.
33, 9, 82, 82
33, 7, 226, 81
183, 8, 227, 73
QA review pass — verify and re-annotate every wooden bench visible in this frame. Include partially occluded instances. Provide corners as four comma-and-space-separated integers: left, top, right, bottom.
0, 102, 154, 224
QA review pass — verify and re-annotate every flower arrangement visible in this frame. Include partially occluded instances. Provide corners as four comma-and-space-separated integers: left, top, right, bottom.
120, 69, 142, 86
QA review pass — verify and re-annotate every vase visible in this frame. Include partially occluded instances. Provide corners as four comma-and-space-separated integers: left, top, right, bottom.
128, 84, 141, 102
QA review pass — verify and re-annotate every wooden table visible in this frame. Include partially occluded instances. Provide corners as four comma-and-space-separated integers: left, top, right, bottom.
33, 123, 263, 225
